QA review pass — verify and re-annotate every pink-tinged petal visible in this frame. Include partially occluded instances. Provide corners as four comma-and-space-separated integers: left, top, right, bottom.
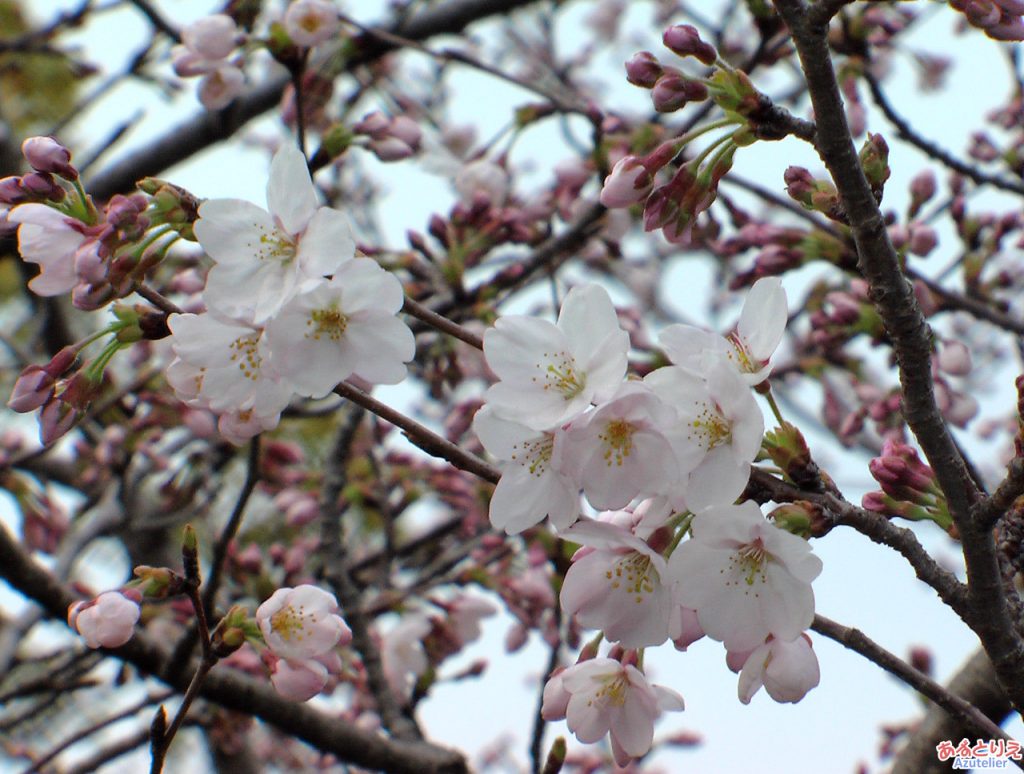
558, 285, 630, 396
614, 673, 657, 757
737, 642, 769, 704
760, 565, 816, 640
566, 692, 613, 744
271, 657, 329, 701
541, 670, 570, 720
484, 316, 565, 381
267, 145, 319, 236
763, 636, 819, 703
737, 277, 787, 361
296, 207, 356, 278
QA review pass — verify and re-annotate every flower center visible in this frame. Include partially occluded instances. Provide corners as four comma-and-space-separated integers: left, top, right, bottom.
270, 604, 311, 642
591, 671, 629, 708
727, 331, 758, 373
252, 222, 297, 264
534, 350, 586, 401
732, 539, 769, 587
687, 402, 732, 450
510, 433, 555, 477
306, 307, 348, 341
598, 419, 635, 466
606, 552, 657, 604
229, 334, 264, 381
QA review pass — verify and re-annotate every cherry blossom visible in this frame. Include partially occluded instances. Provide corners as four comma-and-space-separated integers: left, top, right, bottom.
194, 145, 355, 323
381, 613, 432, 697
445, 594, 498, 646
284, 0, 341, 48
68, 591, 140, 648
668, 502, 822, 652
734, 634, 820, 705
256, 585, 351, 661
645, 360, 764, 511
559, 518, 675, 648
8, 204, 86, 296
167, 314, 292, 418
659, 277, 788, 385
181, 14, 239, 60
559, 382, 678, 511
264, 258, 415, 397
548, 657, 684, 766
472, 406, 580, 533
482, 283, 629, 430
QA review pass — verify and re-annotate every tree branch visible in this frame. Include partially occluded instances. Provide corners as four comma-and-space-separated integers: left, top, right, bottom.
772, 0, 1024, 714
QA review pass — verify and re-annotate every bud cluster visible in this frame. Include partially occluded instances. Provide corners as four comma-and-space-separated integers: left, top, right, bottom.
949, 0, 1024, 41
862, 438, 952, 530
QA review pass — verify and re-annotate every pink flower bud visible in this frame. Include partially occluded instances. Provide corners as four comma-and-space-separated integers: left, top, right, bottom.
22, 137, 77, 180
19, 172, 64, 201
388, 115, 422, 150
905, 223, 937, 256
909, 170, 937, 204
662, 24, 717, 65
937, 341, 972, 376
68, 591, 140, 648
40, 399, 78, 445
0, 176, 26, 204
354, 110, 390, 136
651, 70, 707, 112
8, 366, 54, 412
624, 51, 663, 88
599, 156, 653, 208
369, 136, 415, 161
171, 45, 212, 77
182, 14, 238, 60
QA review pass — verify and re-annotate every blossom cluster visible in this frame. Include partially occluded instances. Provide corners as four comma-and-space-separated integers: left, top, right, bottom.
475, 278, 823, 763
163, 145, 415, 443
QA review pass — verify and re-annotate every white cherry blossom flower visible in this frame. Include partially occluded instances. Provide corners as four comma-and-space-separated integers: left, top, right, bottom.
197, 65, 245, 111
167, 313, 292, 417
660, 277, 788, 384
8, 203, 86, 296
445, 594, 497, 646
472, 405, 580, 533
264, 258, 414, 397
182, 14, 239, 60
256, 585, 351, 661
668, 502, 822, 652
284, 0, 341, 48
645, 360, 764, 511
381, 613, 432, 698
555, 657, 684, 766
195, 145, 355, 323
68, 591, 140, 649
483, 283, 629, 430
559, 518, 674, 648
559, 382, 678, 511
735, 633, 820, 704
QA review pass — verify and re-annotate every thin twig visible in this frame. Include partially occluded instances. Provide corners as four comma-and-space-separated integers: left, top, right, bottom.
403, 296, 483, 349
333, 382, 500, 484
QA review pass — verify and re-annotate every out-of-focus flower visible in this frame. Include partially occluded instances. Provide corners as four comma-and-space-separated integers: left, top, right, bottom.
68, 591, 141, 648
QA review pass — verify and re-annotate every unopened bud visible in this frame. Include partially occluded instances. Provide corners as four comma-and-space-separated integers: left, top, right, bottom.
22, 137, 77, 180
662, 24, 717, 65
624, 51, 663, 88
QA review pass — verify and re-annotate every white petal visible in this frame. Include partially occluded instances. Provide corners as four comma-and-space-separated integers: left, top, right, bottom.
267, 145, 318, 235
195, 198, 277, 266
297, 207, 356, 278
738, 277, 787, 360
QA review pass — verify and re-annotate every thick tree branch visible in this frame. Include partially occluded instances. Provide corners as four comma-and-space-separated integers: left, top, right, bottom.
813, 614, 1018, 757
772, 0, 1024, 714
0, 522, 468, 774
892, 648, 1014, 774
